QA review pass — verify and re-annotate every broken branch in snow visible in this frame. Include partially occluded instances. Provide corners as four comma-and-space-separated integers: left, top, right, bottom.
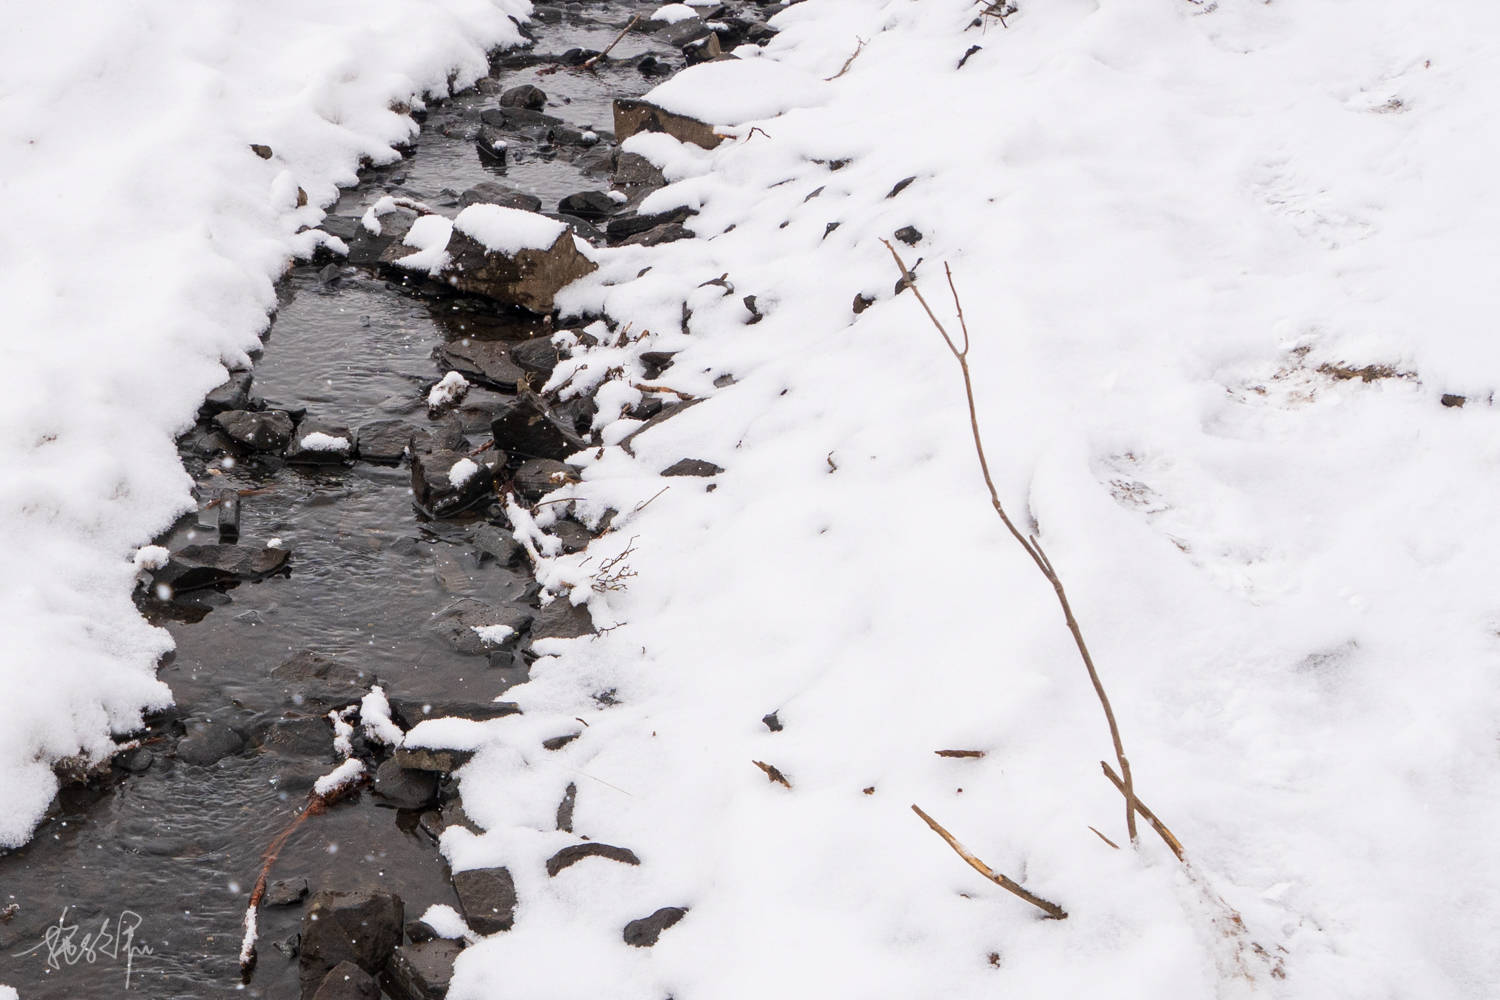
753, 760, 792, 788
825, 37, 867, 81
911, 805, 1066, 919
883, 240, 1172, 854
935, 749, 987, 759
1101, 761, 1184, 861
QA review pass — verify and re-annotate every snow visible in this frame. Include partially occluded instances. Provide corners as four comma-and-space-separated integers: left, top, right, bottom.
328, 708, 355, 759
442, 1, 1500, 998
471, 623, 516, 646
313, 758, 365, 798
0, 0, 526, 848
397, 212, 457, 273
360, 685, 405, 747
131, 545, 171, 571
419, 903, 478, 942
428, 370, 472, 409
453, 204, 569, 255
0, 987, 16, 1000
641, 56, 824, 125
298, 431, 351, 453
448, 457, 481, 488
650, 3, 697, 24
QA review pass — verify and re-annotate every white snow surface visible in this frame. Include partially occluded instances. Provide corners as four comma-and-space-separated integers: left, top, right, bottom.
641, 55, 824, 125
397, 212, 457, 273
453, 204, 568, 255
0, 985, 16, 1000
360, 685, 405, 747
471, 623, 516, 646
649, 3, 697, 24
0, 0, 526, 848
419, 903, 478, 942
298, 431, 351, 453
313, 758, 365, 798
443, 1, 1500, 999
428, 369, 472, 408
449, 457, 481, 488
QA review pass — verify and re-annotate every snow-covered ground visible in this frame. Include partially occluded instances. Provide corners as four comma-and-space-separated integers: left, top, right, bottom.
428, 1, 1500, 997
0, 0, 526, 851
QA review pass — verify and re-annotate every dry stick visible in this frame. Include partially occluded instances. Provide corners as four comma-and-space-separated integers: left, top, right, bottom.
824, 37, 866, 81
882, 239, 1149, 848
1101, 762, 1184, 862
911, 805, 1067, 919
1089, 825, 1122, 850
582, 14, 641, 70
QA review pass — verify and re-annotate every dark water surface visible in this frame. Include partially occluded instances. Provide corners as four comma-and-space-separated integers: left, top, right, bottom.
0, 2, 671, 995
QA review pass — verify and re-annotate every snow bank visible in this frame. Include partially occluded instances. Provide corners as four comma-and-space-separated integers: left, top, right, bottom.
643, 55, 824, 125
453, 204, 568, 254
447, 0, 1500, 997
0, 0, 526, 848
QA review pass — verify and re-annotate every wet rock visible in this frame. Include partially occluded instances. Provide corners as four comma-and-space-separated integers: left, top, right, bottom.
499, 84, 547, 109
479, 106, 564, 131
383, 940, 464, 1000
475, 124, 509, 166
622, 221, 692, 246
606, 206, 695, 242
547, 212, 606, 243
491, 392, 588, 460
661, 17, 712, 46
270, 651, 376, 711
894, 225, 923, 245
513, 458, 578, 502
746, 21, 779, 44
216, 488, 240, 542
392, 746, 475, 774
613, 98, 722, 150
115, 746, 153, 773
683, 31, 722, 65
623, 906, 688, 947
178, 424, 237, 458
459, 181, 544, 213
453, 867, 517, 934
551, 519, 591, 554
437, 339, 527, 390
635, 53, 675, 78
577, 144, 619, 178
373, 757, 439, 810
153, 543, 289, 593
511, 336, 560, 380
319, 215, 363, 243
410, 449, 500, 517
386, 696, 521, 728
214, 408, 295, 452
547, 123, 600, 148
354, 420, 417, 465
546, 841, 640, 876
266, 877, 310, 907
404, 917, 439, 943
310, 961, 380, 1000
469, 523, 522, 566
199, 370, 254, 418
258, 716, 335, 759
300, 890, 405, 992
439, 218, 598, 314
176, 720, 245, 766
426, 598, 533, 656
347, 212, 415, 268
662, 458, 723, 477
558, 190, 616, 222
286, 419, 355, 464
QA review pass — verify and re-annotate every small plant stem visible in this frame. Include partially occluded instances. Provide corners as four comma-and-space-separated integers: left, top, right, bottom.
911, 805, 1067, 919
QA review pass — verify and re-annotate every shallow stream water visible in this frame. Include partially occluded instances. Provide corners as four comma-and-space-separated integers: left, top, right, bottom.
0, 2, 681, 995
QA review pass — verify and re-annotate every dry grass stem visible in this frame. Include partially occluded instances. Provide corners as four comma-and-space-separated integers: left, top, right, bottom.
752, 760, 792, 788
935, 749, 987, 758
911, 805, 1067, 919
1100, 762, 1184, 861
825, 38, 866, 81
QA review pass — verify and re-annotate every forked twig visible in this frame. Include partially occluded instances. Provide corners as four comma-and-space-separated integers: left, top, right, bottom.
1101, 762, 1184, 861
883, 240, 1171, 853
911, 805, 1066, 919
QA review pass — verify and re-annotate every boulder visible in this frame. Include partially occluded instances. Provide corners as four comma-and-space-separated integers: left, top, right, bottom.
214, 409, 295, 453
453, 867, 517, 935
410, 449, 501, 518
557, 191, 616, 222
354, 420, 416, 465
438, 207, 597, 314
392, 746, 474, 774
425, 598, 532, 656
266, 877, 310, 907
270, 651, 377, 711
613, 98, 722, 150
498, 84, 547, 109
199, 371, 254, 418
286, 419, 354, 464
683, 31, 722, 65
176, 720, 246, 766
490, 393, 587, 460
459, 182, 543, 213
510, 336, 560, 380
513, 458, 578, 503
530, 597, 594, 640
310, 961, 380, 1000
372, 757, 439, 810
622, 222, 692, 247
606, 206, 695, 242
153, 543, 289, 593
436, 340, 527, 391
300, 890, 404, 992
383, 940, 464, 1000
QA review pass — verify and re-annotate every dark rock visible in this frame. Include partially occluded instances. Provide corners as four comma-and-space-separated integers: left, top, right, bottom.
386, 697, 522, 728
762, 711, 782, 732
622, 222, 692, 247
475, 124, 509, 166
274, 932, 302, 959
513, 458, 578, 502
639, 351, 677, 379
746, 22, 779, 44
662, 458, 723, 477
383, 940, 464, 1000
153, 543, 289, 593
355, 420, 417, 465
531, 597, 594, 640
623, 906, 688, 947
286, 419, 354, 464
853, 292, 875, 314
300, 890, 404, 991
411, 449, 500, 517
178, 424, 236, 458
558, 47, 602, 66
887, 175, 917, 198
176, 720, 245, 766
546, 842, 640, 876
258, 716, 335, 759
459, 181, 543, 213
683, 32, 722, 65
543, 732, 580, 751
439, 218, 597, 314
661, 18, 711, 46
548, 123, 600, 147
499, 84, 547, 109
404, 918, 438, 943
551, 519, 591, 554
270, 651, 376, 711
319, 216, 363, 243
200, 371, 254, 418
373, 757, 439, 810
613, 98, 722, 150
490, 393, 587, 460
346, 213, 415, 268
214, 408, 295, 452
635, 53, 675, 78
216, 488, 240, 542
893, 225, 923, 245
511, 336, 560, 379
437, 340, 527, 391
1441, 393, 1466, 408
479, 106, 564, 131
558, 190, 616, 222
115, 746, 153, 773
266, 877, 310, 907
392, 746, 475, 774
606, 206, 695, 242
425, 598, 533, 655
453, 867, 517, 934
556, 781, 576, 832
469, 523, 523, 566
310, 961, 380, 1000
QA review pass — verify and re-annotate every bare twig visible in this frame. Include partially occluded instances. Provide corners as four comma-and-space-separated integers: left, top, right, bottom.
825, 37, 867, 81
1089, 825, 1121, 850
1100, 762, 1184, 861
582, 14, 641, 69
911, 805, 1066, 919
883, 239, 1165, 851
935, 749, 987, 759
632, 486, 670, 514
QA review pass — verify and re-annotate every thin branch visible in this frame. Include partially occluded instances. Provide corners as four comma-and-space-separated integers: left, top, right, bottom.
582, 14, 641, 69
1101, 762, 1184, 861
883, 239, 1158, 851
824, 38, 867, 81
1089, 825, 1121, 850
911, 805, 1067, 919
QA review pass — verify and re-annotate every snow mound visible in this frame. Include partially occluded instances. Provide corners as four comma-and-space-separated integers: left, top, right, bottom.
453, 204, 567, 255
643, 57, 824, 125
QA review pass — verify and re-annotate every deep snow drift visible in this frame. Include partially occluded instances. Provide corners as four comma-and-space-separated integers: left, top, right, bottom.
407, 1, 1498, 997
0, 0, 527, 850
